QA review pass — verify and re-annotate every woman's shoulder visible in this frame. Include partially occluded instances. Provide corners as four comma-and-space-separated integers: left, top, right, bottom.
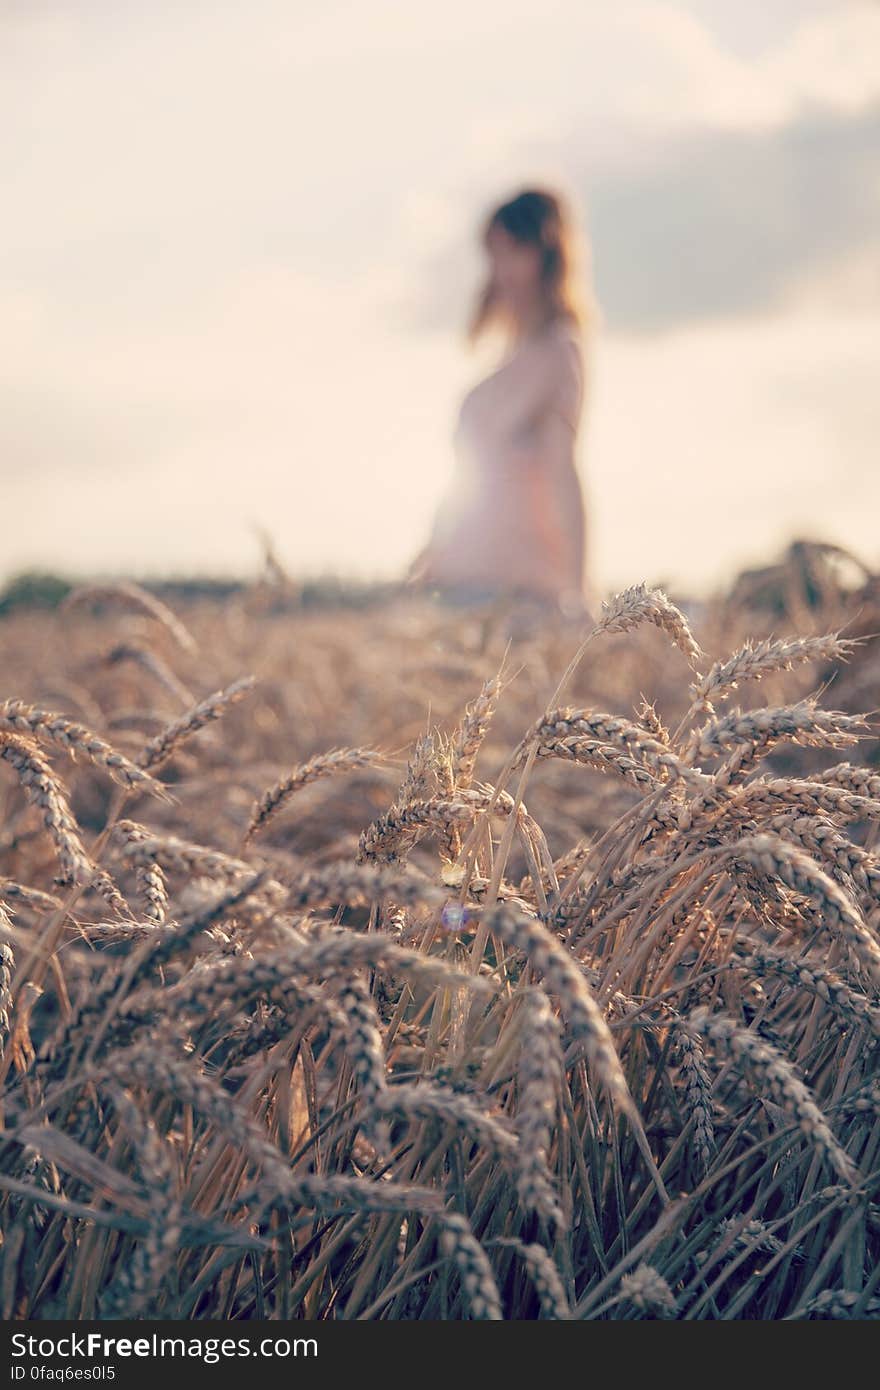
523, 312, 581, 356
549, 310, 581, 336
545, 312, 583, 353
503, 314, 585, 391
539, 315, 585, 382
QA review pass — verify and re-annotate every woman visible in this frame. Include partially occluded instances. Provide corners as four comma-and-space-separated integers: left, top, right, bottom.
406, 187, 593, 618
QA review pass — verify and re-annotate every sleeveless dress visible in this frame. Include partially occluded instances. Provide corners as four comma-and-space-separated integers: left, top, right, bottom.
412, 316, 590, 613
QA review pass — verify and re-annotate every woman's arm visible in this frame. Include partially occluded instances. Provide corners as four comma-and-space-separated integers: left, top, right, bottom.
504, 332, 588, 597
503, 327, 585, 437
519, 410, 588, 591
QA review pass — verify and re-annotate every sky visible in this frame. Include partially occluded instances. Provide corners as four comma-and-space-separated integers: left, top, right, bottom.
2, 0, 879, 595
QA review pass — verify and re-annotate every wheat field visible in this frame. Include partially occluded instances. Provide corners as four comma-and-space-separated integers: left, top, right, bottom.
0, 541, 878, 1320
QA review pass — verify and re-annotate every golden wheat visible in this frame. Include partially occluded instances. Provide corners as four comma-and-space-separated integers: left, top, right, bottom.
0, 553, 878, 1319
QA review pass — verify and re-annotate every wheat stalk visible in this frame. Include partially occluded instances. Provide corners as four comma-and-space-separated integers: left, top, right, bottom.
686, 1006, 857, 1183
139, 676, 255, 770
62, 581, 198, 653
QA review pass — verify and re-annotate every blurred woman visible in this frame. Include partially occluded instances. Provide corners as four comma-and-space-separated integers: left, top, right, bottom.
406, 187, 594, 617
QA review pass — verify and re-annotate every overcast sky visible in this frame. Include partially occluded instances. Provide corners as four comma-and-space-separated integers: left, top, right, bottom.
2, 1, 879, 593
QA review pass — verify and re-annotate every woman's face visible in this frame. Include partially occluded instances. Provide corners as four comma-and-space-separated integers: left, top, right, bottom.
486, 223, 543, 316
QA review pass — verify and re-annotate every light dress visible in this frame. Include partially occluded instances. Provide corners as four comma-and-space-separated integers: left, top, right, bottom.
411, 315, 590, 615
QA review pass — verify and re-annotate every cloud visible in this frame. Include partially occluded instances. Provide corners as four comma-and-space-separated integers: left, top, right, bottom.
583, 104, 880, 329
397, 100, 880, 334
371, 4, 880, 332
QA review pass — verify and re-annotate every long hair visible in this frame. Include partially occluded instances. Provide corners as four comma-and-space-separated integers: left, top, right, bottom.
467, 187, 590, 343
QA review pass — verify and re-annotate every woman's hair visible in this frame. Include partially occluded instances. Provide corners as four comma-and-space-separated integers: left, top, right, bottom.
467, 187, 590, 343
